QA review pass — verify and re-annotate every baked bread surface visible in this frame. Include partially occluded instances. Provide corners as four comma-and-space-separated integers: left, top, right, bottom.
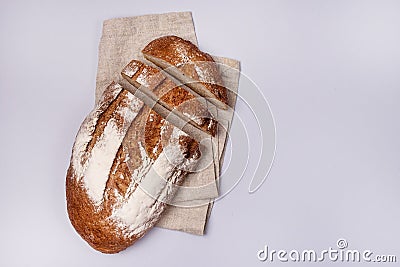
66, 82, 200, 253
121, 60, 217, 136
142, 35, 228, 108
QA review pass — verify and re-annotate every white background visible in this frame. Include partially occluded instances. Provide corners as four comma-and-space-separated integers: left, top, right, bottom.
1, 0, 399, 266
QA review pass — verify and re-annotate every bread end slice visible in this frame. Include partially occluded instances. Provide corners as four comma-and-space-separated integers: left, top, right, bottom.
142, 36, 229, 110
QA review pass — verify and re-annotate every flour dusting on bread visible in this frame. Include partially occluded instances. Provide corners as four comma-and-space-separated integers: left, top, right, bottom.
71, 83, 141, 205
67, 81, 201, 253
66, 35, 223, 254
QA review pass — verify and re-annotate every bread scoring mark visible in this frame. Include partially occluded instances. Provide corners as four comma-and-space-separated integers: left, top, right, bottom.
83, 117, 127, 204
85, 90, 125, 156
71, 83, 142, 206
71, 83, 123, 179
124, 142, 153, 198
110, 127, 199, 237
106, 146, 132, 198
103, 141, 154, 218
68, 62, 207, 250
144, 110, 169, 160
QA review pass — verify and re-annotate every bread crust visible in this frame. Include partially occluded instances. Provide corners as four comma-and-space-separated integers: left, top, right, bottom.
66, 36, 228, 253
142, 35, 228, 108
66, 82, 200, 253
121, 60, 217, 136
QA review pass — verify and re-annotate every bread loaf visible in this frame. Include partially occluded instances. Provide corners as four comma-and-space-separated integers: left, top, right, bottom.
66, 82, 200, 253
121, 60, 217, 136
142, 35, 229, 109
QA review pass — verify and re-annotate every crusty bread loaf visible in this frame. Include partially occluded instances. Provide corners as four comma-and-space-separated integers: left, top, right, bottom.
142, 35, 228, 109
66, 82, 200, 253
121, 60, 217, 136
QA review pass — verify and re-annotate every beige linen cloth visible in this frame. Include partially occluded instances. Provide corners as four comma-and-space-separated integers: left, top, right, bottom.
95, 12, 240, 235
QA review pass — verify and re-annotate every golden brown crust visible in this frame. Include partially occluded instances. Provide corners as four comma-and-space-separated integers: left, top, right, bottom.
66, 82, 200, 253
66, 36, 224, 253
66, 166, 132, 253
142, 35, 228, 105
66, 85, 135, 253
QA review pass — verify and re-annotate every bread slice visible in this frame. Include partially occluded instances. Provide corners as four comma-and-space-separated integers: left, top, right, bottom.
142, 35, 229, 110
121, 60, 217, 137
66, 82, 200, 253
